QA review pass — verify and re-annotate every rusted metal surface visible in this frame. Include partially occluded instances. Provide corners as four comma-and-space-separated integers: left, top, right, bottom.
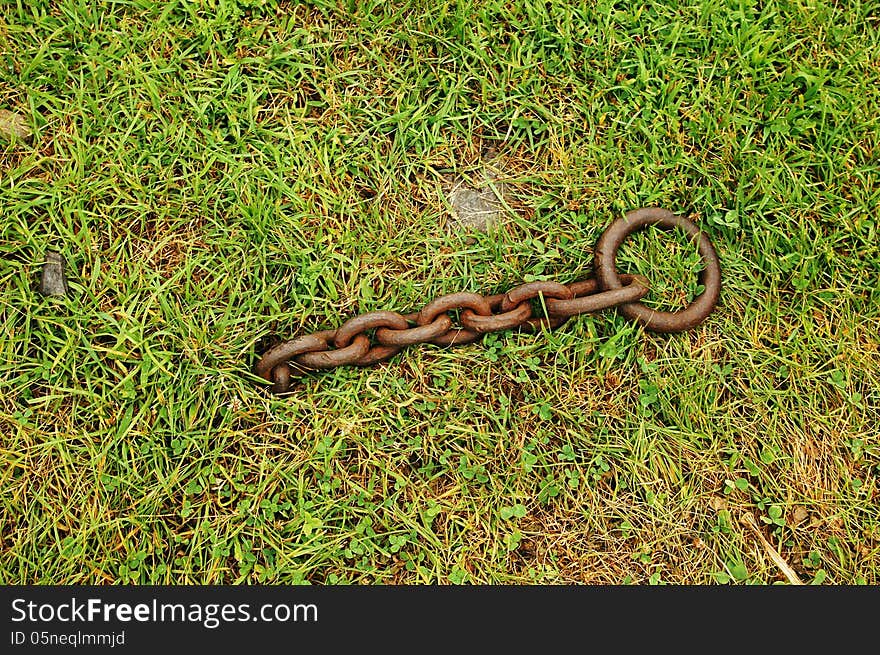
255, 208, 722, 393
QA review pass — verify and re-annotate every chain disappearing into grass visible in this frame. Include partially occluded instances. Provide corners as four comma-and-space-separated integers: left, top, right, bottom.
255, 208, 722, 394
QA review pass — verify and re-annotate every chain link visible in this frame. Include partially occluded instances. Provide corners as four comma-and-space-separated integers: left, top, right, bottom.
254, 209, 722, 394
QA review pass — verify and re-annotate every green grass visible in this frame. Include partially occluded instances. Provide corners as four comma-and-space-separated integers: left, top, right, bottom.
2, 0, 879, 584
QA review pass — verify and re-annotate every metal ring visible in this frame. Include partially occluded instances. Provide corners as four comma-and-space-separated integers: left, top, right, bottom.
460, 302, 533, 333
594, 208, 721, 333
500, 281, 573, 312
295, 331, 371, 369
254, 333, 333, 381
416, 292, 492, 325
545, 274, 650, 318
375, 314, 453, 346
495, 281, 574, 333
334, 311, 409, 348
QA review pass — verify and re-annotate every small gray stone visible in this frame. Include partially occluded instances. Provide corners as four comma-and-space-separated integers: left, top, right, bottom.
39, 251, 68, 297
445, 173, 505, 233
0, 109, 31, 141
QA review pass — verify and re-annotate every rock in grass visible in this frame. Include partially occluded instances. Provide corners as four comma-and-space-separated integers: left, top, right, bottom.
0, 109, 31, 141
39, 251, 68, 297
445, 172, 505, 233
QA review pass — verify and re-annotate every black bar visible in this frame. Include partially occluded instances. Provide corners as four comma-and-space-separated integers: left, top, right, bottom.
1, 585, 874, 650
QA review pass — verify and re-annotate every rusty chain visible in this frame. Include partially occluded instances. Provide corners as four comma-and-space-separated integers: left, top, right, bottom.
255, 208, 722, 394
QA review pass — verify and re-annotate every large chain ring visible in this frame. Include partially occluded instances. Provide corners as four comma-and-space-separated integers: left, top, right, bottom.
593, 208, 721, 333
